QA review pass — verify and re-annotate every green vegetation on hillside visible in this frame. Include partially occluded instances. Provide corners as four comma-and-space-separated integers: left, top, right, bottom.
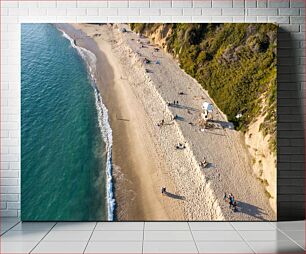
130, 23, 277, 152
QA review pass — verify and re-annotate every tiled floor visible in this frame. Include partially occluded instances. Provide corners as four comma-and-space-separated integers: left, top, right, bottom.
0, 218, 304, 253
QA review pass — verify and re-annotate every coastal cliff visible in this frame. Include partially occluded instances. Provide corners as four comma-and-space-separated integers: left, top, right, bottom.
131, 23, 277, 212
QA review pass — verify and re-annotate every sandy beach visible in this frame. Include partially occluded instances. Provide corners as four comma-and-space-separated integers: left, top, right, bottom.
67, 23, 276, 221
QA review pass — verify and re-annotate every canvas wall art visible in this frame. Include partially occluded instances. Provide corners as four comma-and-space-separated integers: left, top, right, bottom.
21, 23, 277, 221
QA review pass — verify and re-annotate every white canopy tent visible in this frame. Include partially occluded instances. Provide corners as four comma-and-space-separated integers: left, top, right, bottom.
202, 102, 213, 113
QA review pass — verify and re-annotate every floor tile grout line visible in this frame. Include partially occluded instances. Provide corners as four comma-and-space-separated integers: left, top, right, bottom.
230, 222, 256, 254
142, 222, 145, 254
0, 220, 21, 236
276, 226, 305, 251
81, 240, 248, 242
228, 221, 236, 231
82, 222, 97, 254
187, 221, 200, 254
268, 221, 277, 229
29, 222, 57, 254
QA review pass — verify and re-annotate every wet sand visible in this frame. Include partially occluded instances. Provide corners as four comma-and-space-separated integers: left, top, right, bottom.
60, 23, 184, 220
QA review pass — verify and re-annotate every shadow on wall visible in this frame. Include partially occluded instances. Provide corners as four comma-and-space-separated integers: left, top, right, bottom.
277, 27, 305, 221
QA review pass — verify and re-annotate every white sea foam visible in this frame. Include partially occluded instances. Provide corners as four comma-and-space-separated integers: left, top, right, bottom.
93, 90, 115, 221
59, 28, 115, 221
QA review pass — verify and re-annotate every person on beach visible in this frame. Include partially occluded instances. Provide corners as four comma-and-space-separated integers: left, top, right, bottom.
223, 193, 227, 201
157, 119, 164, 127
199, 159, 208, 168
161, 187, 166, 195
229, 194, 235, 208
176, 143, 186, 149
230, 193, 234, 201
229, 198, 233, 208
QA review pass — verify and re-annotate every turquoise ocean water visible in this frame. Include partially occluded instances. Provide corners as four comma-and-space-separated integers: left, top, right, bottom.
21, 24, 114, 221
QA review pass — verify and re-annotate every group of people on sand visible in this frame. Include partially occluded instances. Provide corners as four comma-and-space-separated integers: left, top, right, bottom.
224, 193, 238, 212
166, 100, 179, 106
199, 158, 208, 168
157, 113, 179, 127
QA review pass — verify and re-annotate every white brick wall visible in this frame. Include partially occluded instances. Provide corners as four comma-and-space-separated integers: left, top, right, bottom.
0, 0, 305, 218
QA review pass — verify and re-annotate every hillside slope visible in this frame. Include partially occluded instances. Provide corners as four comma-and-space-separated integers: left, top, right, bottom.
130, 23, 277, 211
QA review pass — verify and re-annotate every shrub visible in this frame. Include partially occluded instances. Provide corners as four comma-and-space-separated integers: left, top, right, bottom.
130, 23, 277, 153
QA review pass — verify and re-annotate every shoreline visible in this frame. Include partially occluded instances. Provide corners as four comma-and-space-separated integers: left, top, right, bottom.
67, 24, 182, 220
69, 23, 276, 221
55, 24, 115, 220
